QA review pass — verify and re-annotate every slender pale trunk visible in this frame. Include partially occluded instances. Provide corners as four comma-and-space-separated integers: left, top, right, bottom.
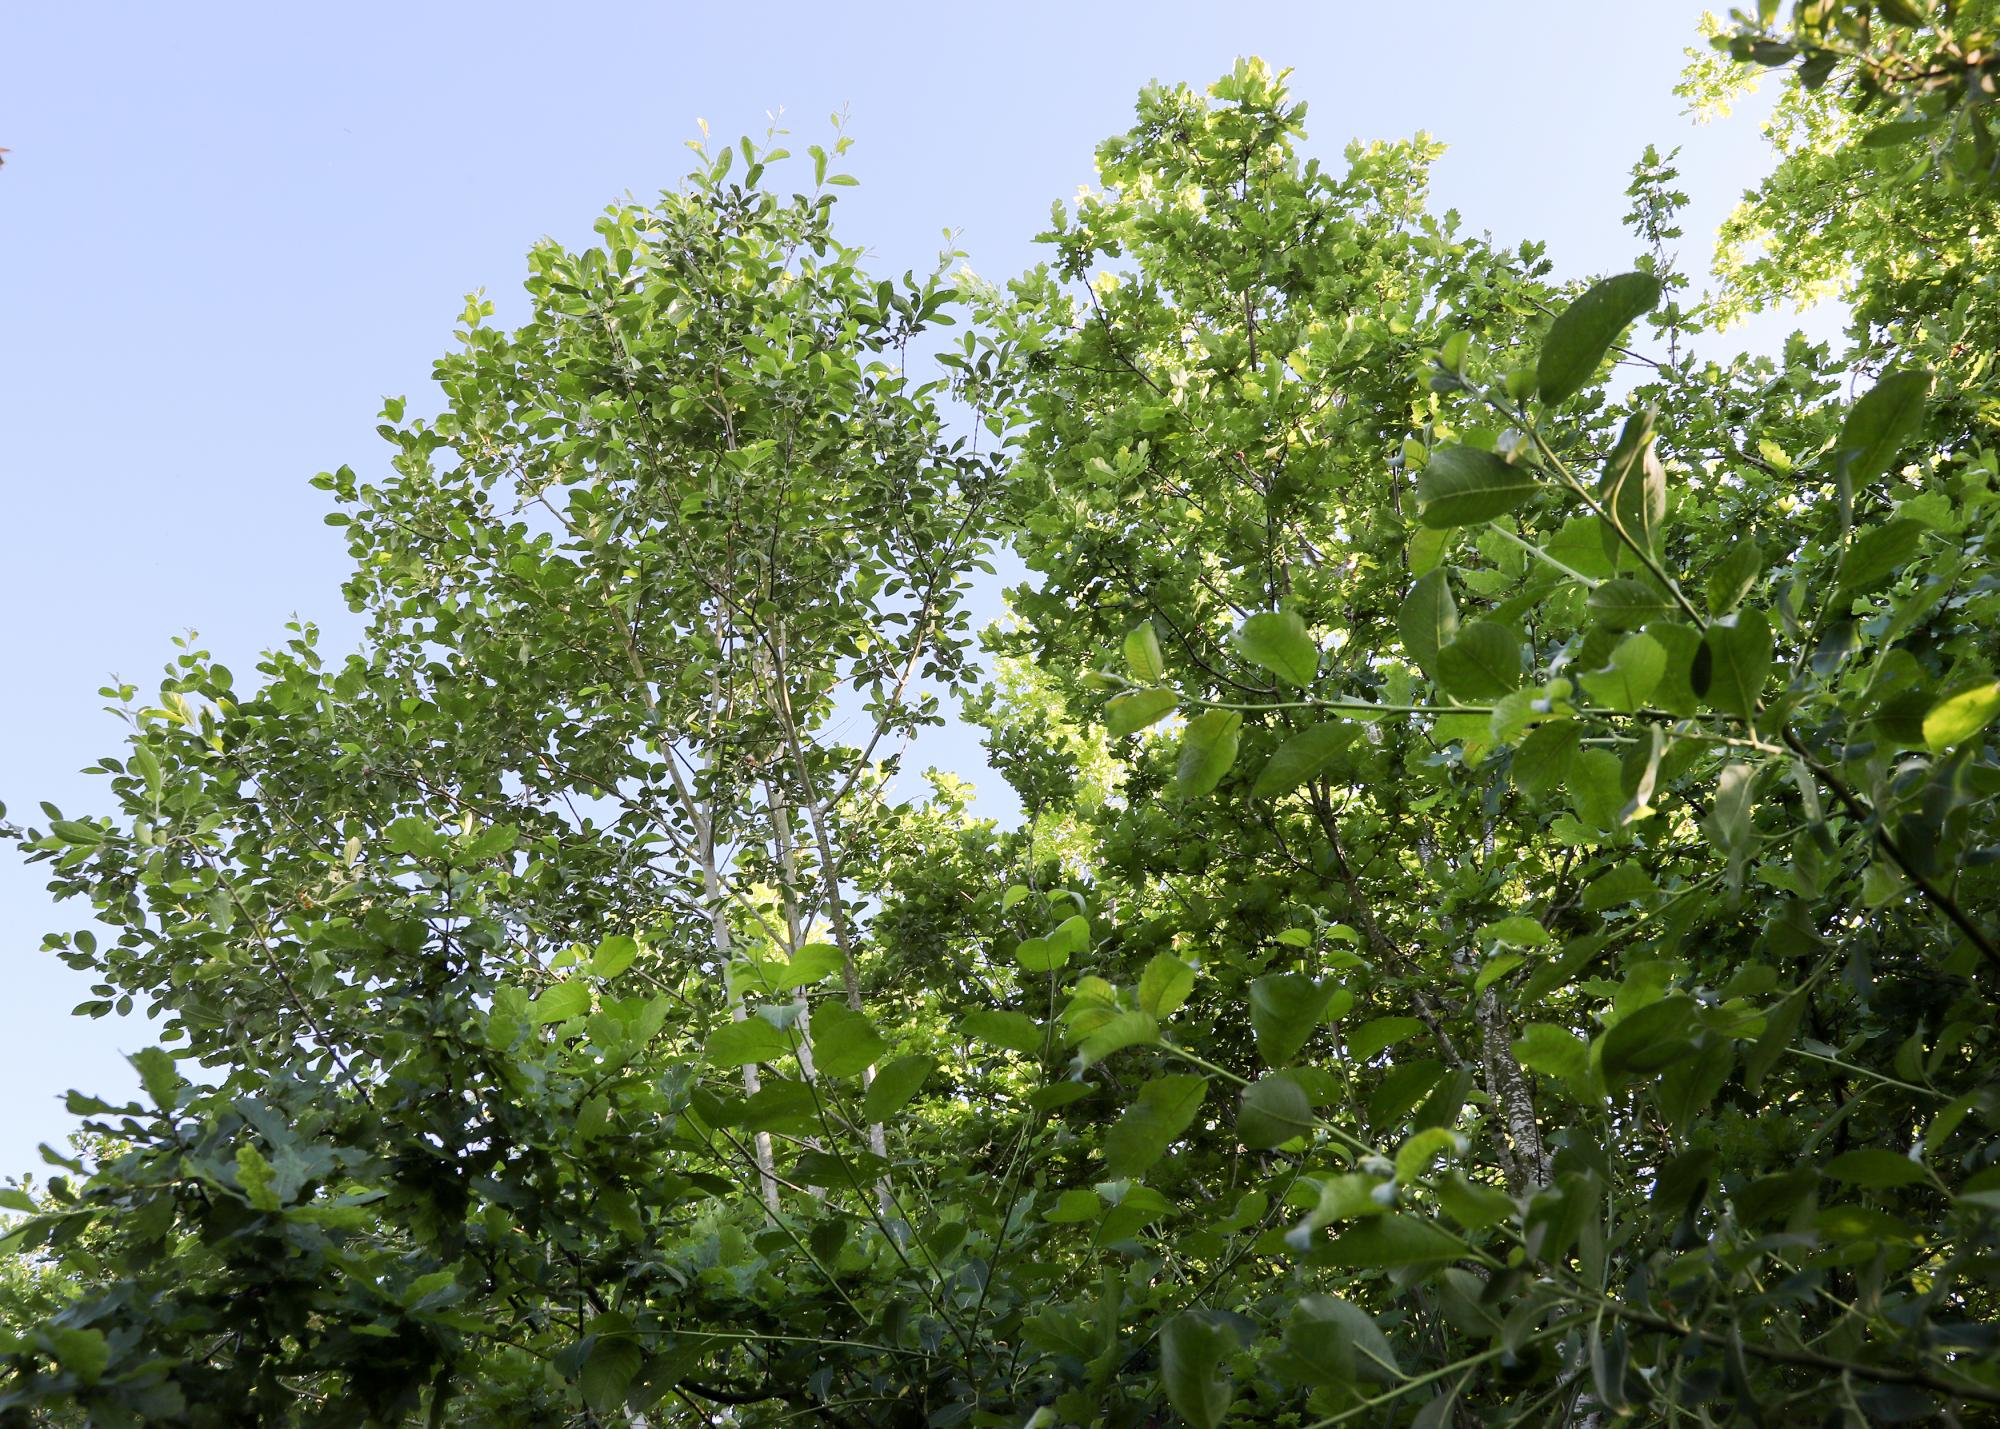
698, 752, 780, 1215
762, 651, 891, 1215
764, 777, 818, 1085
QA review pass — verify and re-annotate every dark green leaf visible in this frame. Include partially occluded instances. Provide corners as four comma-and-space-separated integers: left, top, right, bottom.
1436, 621, 1521, 700
1834, 368, 1930, 488
1104, 1074, 1207, 1177
1252, 721, 1358, 799
1239, 1073, 1315, 1149
1537, 272, 1662, 404
1416, 447, 1539, 528
1160, 1313, 1236, 1429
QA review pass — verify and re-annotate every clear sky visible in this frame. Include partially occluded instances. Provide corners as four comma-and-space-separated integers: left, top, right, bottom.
0, 2, 1811, 1176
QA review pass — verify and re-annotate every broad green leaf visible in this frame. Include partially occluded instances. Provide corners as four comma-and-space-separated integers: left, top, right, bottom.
779, 942, 844, 989
1398, 569, 1459, 675
1597, 411, 1667, 562
706, 1016, 791, 1068
1706, 540, 1764, 617
580, 1331, 643, 1413
1834, 517, 1924, 603
1579, 633, 1665, 712
1513, 1024, 1589, 1082
1588, 578, 1674, 631
1106, 688, 1178, 737
129, 1046, 182, 1113
1693, 608, 1772, 721
1078, 1008, 1160, 1065
1123, 621, 1166, 684
1536, 272, 1662, 404
1138, 953, 1196, 1018
1104, 1074, 1206, 1177
862, 1054, 936, 1121
812, 1002, 886, 1078
531, 981, 592, 1025
1436, 1172, 1515, 1229
1252, 721, 1358, 799
1235, 611, 1319, 687
961, 1009, 1041, 1053
1250, 973, 1339, 1067
591, 935, 638, 979
1923, 682, 2000, 751
1285, 1295, 1400, 1385
1599, 996, 1699, 1089
1436, 621, 1521, 700
1825, 1149, 1928, 1188
1320, 1213, 1463, 1267
1175, 710, 1242, 797
1347, 1016, 1425, 1061
1396, 1126, 1463, 1183
1415, 446, 1539, 528
1511, 721, 1579, 800
236, 1143, 282, 1211
1239, 1072, 1315, 1149
1160, 1313, 1236, 1429
1834, 368, 1930, 488
1480, 915, 1550, 948
1582, 863, 1658, 911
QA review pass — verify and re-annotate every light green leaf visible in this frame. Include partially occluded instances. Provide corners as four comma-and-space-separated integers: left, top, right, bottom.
811, 1002, 885, 1078
1588, 579, 1674, 631
1693, 608, 1772, 721
1236, 611, 1319, 687
1347, 1016, 1425, 1061
1077, 1008, 1160, 1066
862, 1054, 936, 1121
1513, 1024, 1589, 1082
1123, 622, 1166, 684
130, 1046, 182, 1113
1395, 1126, 1462, 1183
531, 981, 592, 1025
706, 1016, 791, 1068
591, 935, 638, 979
1416, 447, 1539, 528
1706, 540, 1764, 617
1480, 915, 1550, 949
1106, 688, 1178, 737
1537, 272, 1662, 404
961, 1009, 1041, 1053
1579, 632, 1665, 712
1175, 710, 1242, 797
1923, 682, 2000, 751
1398, 569, 1459, 675
1138, 954, 1196, 1018
1598, 411, 1667, 562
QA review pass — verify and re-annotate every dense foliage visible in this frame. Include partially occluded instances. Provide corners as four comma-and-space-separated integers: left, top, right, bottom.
6, 5, 2000, 1424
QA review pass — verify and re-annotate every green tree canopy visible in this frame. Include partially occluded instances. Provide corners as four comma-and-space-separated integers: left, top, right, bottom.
6, 10, 2000, 1427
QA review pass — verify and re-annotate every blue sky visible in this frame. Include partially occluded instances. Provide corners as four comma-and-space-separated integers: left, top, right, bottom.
0, 2, 1811, 1175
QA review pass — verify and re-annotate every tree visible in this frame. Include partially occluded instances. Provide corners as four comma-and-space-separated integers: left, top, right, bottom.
6, 15, 2000, 1427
